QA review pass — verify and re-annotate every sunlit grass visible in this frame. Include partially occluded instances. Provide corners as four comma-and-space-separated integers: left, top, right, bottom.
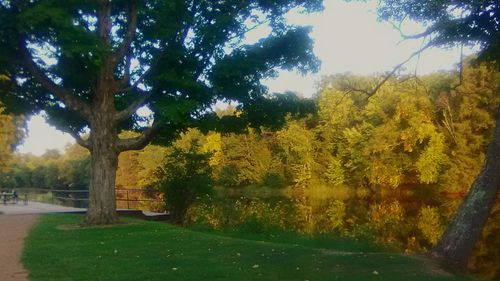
23, 214, 472, 281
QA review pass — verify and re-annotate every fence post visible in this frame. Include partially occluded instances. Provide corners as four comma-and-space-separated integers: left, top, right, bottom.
126, 190, 130, 209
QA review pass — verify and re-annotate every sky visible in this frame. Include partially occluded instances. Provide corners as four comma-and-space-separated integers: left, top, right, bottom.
16, 0, 471, 156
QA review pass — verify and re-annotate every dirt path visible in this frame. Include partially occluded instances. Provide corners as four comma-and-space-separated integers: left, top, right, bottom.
0, 214, 39, 281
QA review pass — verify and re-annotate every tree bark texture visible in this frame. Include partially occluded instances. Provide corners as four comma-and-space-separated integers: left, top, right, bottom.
432, 106, 500, 270
84, 0, 121, 225
85, 109, 119, 225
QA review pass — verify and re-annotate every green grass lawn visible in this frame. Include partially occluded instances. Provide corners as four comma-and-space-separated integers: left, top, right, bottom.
23, 214, 471, 281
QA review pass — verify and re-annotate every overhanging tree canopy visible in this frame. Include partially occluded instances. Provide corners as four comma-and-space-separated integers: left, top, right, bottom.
0, 0, 322, 224
376, 0, 499, 271
378, 0, 499, 62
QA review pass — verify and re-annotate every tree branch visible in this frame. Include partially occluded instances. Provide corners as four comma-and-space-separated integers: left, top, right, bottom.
226, 17, 270, 42
349, 42, 433, 98
387, 20, 438, 41
190, 0, 251, 80
120, 49, 133, 88
191, 17, 269, 80
121, 0, 199, 91
117, 121, 160, 151
121, 64, 155, 92
115, 89, 153, 122
97, 0, 112, 44
114, 0, 138, 67
19, 44, 92, 119
379, 42, 432, 91
69, 131, 91, 150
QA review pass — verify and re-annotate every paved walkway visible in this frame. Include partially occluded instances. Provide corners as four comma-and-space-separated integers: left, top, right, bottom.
0, 202, 85, 281
0, 201, 85, 215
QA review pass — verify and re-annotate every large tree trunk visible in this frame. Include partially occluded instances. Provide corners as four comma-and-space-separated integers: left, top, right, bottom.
85, 98, 120, 225
432, 107, 500, 270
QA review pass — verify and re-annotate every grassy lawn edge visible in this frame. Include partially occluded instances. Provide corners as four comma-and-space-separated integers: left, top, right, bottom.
22, 214, 473, 281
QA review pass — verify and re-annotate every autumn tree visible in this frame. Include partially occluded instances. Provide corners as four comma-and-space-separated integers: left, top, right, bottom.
317, 75, 449, 190
155, 139, 213, 222
0, 104, 24, 171
437, 61, 500, 193
217, 129, 275, 186
0, 0, 322, 224
0, 75, 25, 171
376, 0, 500, 270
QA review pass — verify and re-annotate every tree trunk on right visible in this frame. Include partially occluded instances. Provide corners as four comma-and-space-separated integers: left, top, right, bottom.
432, 106, 500, 270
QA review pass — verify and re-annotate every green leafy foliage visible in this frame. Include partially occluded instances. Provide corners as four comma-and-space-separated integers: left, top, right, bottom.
155, 140, 213, 223
0, 0, 322, 137
0, 144, 89, 191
